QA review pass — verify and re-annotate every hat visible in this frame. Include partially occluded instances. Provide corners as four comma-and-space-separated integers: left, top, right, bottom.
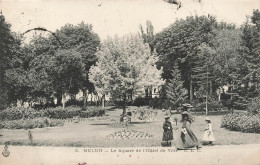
182, 103, 193, 108
205, 117, 211, 121
165, 116, 170, 119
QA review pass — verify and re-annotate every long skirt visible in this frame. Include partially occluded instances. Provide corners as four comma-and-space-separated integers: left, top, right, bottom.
175, 128, 199, 149
162, 130, 173, 141
202, 130, 215, 142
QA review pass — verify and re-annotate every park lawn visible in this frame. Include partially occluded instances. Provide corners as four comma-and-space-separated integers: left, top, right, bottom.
0, 106, 260, 147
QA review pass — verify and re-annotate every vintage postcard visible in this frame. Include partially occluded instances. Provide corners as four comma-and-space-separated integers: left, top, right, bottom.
0, 0, 260, 164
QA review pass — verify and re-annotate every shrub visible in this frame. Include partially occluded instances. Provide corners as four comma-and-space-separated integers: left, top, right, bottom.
65, 100, 84, 107
80, 107, 105, 118
194, 101, 226, 112
114, 100, 133, 107
0, 107, 43, 121
0, 106, 105, 121
130, 107, 153, 121
161, 100, 173, 109
149, 97, 160, 109
221, 113, 260, 133
43, 106, 82, 119
132, 97, 149, 107
44, 106, 105, 119
0, 118, 64, 130
247, 97, 260, 115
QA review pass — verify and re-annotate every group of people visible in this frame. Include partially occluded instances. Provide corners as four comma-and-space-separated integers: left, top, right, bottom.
162, 103, 215, 149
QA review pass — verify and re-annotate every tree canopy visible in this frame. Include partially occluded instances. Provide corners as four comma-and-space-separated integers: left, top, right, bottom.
89, 34, 164, 113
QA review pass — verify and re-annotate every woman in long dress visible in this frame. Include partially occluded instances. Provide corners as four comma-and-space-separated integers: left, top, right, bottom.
176, 112, 200, 149
162, 116, 173, 147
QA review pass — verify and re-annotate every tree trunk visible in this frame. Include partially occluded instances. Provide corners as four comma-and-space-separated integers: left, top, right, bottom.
149, 86, 152, 98
62, 93, 66, 110
190, 79, 193, 102
56, 90, 62, 106
123, 92, 127, 115
145, 88, 149, 99
101, 94, 105, 108
90, 93, 93, 106
83, 89, 87, 108
209, 80, 212, 96
218, 88, 221, 102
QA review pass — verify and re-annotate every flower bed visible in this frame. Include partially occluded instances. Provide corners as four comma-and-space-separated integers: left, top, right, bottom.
221, 113, 260, 133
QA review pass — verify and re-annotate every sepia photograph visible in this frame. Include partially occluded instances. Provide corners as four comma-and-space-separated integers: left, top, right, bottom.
0, 0, 260, 164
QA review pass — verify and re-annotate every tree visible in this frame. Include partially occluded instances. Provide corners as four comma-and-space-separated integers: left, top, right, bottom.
154, 15, 218, 102
139, 20, 155, 51
5, 35, 56, 106
48, 49, 86, 109
139, 20, 156, 99
0, 14, 23, 109
166, 64, 187, 110
50, 22, 100, 107
89, 34, 164, 114
241, 10, 260, 92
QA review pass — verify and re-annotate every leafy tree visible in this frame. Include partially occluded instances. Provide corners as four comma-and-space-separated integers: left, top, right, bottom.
241, 10, 260, 92
166, 64, 187, 110
89, 34, 164, 114
0, 15, 23, 109
154, 15, 218, 102
139, 20, 155, 51
50, 22, 100, 106
5, 35, 56, 106
47, 49, 86, 109
139, 20, 156, 99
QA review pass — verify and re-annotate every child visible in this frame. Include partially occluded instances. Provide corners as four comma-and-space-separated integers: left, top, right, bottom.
161, 116, 173, 147
202, 117, 215, 145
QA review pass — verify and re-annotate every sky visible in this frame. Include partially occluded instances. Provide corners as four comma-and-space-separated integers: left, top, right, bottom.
0, 0, 259, 40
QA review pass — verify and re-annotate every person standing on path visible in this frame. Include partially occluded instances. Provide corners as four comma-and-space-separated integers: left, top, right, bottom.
176, 112, 200, 150
161, 116, 174, 147
202, 117, 215, 145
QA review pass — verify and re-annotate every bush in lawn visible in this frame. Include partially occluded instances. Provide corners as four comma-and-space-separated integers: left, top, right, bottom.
43, 106, 105, 119
161, 100, 173, 109
247, 97, 260, 115
149, 97, 162, 109
80, 106, 105, 118
65, 99, 84, 107
131, 107, 153, 120
44, 106, 81, 119
221, 113, 260, 133
0, 118, 64, 129
114, 100, 133, 107
194, 101, 226, 112
132, 97, 149, 106
0, 107, 44, 121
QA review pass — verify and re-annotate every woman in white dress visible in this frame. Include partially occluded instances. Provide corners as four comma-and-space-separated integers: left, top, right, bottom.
202, 117, 215, 145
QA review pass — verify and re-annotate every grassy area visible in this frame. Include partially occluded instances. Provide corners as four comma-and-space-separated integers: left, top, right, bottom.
1, 106, 260, 147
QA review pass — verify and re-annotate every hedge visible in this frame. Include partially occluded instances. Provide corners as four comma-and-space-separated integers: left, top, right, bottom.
193, 101, 227, 112
0, 106, 105, 121
0, 118, 64, 129
221, 113, 260, 133
44, 106, 105, 119
0, 107, 43, 121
